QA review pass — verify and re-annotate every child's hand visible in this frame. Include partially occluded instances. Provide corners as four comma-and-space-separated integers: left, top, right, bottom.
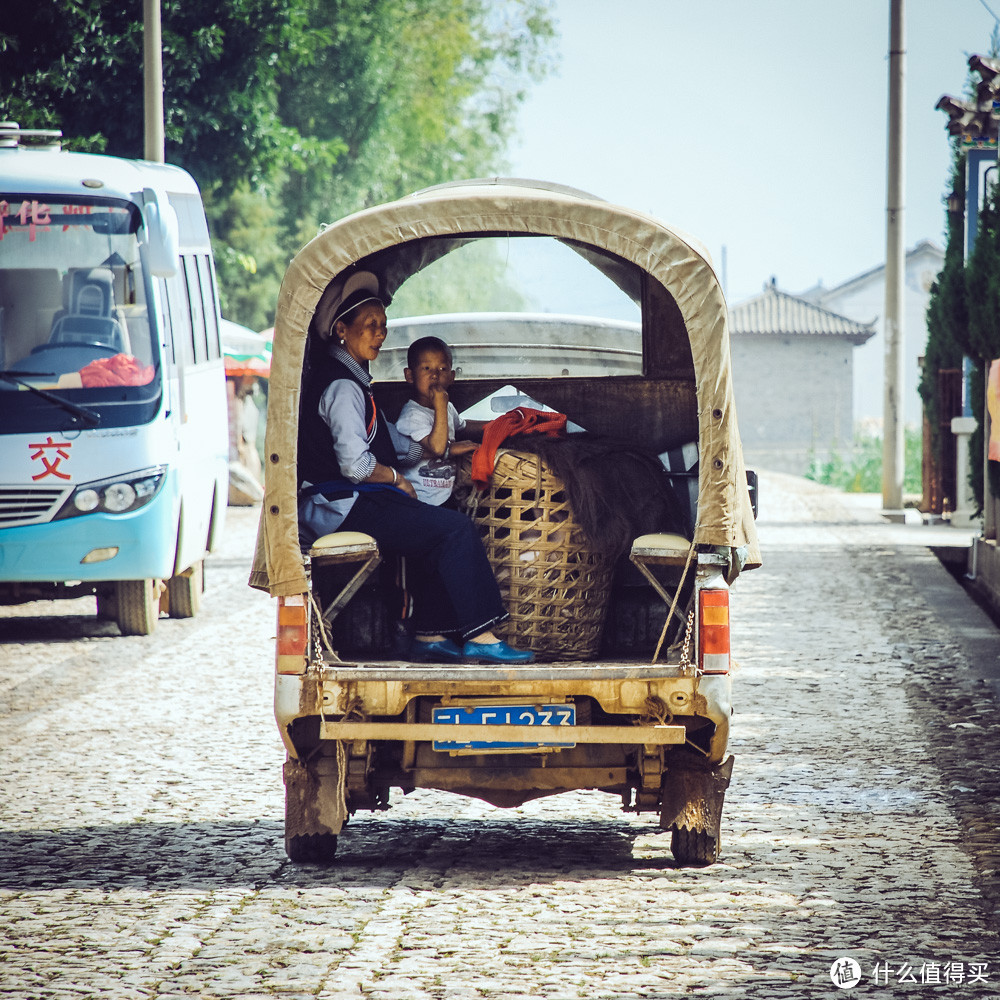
430, 384, 450, 407
449, 439, 477, 457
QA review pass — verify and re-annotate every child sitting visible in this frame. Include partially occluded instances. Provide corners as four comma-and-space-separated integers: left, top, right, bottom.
395, 336, 484, 505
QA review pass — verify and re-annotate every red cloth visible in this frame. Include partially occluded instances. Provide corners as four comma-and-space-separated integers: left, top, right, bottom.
79, 354, 154, 388
470, 406, 567, 488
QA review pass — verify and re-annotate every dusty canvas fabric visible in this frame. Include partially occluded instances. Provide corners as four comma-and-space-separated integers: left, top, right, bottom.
250, 181, 761, 597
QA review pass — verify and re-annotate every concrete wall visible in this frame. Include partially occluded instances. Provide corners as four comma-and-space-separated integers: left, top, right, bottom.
730, 334, 854, 476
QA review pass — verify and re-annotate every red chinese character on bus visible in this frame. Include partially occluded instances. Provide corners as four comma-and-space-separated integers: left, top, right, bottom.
0, 200, 51, 242
29, 436, 72, 480
19, 200, 51, 241
62, 203, 93, 231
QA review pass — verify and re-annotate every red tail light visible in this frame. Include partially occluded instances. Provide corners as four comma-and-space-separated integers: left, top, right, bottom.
276, 594, 307, 674
699, 588, 730, 674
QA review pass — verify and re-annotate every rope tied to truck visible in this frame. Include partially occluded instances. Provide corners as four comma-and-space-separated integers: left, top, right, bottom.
651, 537, 696, 665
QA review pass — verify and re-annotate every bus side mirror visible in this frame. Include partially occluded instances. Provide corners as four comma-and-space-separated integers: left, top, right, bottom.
746, 469, 759, 520
139, 187, 179, 278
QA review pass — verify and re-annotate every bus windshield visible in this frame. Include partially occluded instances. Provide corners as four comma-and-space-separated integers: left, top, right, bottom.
0, 194, 161, 432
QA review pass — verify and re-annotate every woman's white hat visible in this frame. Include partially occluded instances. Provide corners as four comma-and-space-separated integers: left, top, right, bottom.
314, 270, 385, 337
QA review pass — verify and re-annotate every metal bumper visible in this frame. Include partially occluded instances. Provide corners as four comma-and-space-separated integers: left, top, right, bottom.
318, 719, 685, 745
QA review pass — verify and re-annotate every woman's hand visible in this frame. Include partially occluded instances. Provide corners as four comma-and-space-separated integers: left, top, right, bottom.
396, 474, 417, 499
369, 462, 416, 498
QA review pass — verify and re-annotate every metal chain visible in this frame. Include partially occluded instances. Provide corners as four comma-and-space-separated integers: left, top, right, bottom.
678, 609, 695, 672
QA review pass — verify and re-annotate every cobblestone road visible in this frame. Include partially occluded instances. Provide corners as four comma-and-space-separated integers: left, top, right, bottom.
2, 474, 999, 999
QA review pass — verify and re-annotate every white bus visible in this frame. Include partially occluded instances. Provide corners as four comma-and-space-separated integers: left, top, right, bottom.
0, 123, 228, 635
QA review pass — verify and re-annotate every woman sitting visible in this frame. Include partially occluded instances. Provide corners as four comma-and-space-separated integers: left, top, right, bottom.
297, 271, 533, 665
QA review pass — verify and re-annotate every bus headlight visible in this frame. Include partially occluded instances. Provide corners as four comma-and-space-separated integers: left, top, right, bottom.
73, 489, 101, 512
103, 482, 137, 512
54, 467, 167, 520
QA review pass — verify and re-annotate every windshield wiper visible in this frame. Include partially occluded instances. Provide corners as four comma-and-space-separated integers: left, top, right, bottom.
0, 371, 101, 427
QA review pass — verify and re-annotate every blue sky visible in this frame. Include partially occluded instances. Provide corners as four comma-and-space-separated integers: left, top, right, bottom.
509, 0, 999, 304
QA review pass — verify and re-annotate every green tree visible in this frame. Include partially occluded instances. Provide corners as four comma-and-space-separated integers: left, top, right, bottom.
965, 178, 1000, 506
0, 0, 323, 332
275, 0, 556, 232
388, 239, 528, 317
204, 183, 287, 331
924, 28, 1000, 512
920, 157, 967, 469
0, 1, 313, 188
0, 1, 557, 330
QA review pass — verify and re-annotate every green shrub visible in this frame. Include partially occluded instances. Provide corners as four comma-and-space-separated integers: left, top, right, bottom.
806, 428, 922, 494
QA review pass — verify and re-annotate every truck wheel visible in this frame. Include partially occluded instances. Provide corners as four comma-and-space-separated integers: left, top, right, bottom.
166, 561, 203, 619
115, 579, 161, 636
670, 826, 719, 867
660, 754, 733, 867
283, 755, 347, 865
286, 832, 338, 863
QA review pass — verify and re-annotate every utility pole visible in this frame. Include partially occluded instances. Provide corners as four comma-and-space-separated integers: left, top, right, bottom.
143, 0, 165, 162
882, 0, 906, 518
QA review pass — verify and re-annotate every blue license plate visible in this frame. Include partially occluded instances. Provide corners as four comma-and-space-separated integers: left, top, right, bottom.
432, 703, 576, 751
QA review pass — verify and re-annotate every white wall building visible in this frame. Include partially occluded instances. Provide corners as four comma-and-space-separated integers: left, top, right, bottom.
799, 240, 944, 429
729, 283, 875, 476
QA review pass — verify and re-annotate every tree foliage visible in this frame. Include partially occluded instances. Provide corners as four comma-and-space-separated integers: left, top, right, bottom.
275, 0, 555, 234
965, 174, 1000, 506
388, 240, 529, 317
0, 1, 303, 187
923, 163, 998, 512
923, 29, 1000, 511
0, 1, 557, 329
966, 181, 1000, 364
920, 157, 967, 458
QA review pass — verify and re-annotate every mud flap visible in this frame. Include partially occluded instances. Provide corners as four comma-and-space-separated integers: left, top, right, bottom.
283, 754, 348, 843
658, 754, 734, 843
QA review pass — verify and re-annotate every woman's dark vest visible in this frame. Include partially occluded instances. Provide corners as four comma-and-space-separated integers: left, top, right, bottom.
298, 351, 395, 494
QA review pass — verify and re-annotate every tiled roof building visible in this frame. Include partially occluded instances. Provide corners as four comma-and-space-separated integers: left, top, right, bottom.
729, 281, 876, 476
731, 281, 876, 343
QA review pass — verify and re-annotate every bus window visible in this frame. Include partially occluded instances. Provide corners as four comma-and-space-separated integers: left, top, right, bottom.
169, 192, 212, 250
182, 255, 208, 364
164, 269, 194, 367
197, 254, 221, 361
156, 276, 176, 364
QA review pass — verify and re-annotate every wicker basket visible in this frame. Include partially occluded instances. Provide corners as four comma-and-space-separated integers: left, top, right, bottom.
459, 449, 613, 661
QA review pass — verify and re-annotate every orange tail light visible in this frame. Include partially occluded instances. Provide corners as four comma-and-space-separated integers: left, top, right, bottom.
699, 588, 730, 674
276, 594, 308, 674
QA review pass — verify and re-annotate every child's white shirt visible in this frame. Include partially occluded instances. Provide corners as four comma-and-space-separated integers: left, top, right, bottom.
395, 398, 466, 505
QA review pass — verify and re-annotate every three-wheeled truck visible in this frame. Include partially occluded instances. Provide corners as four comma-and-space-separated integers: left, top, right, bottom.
250, 178, 760, 866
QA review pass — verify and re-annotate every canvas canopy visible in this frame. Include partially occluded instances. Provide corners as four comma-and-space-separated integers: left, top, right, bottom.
250, 179, 760, 596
